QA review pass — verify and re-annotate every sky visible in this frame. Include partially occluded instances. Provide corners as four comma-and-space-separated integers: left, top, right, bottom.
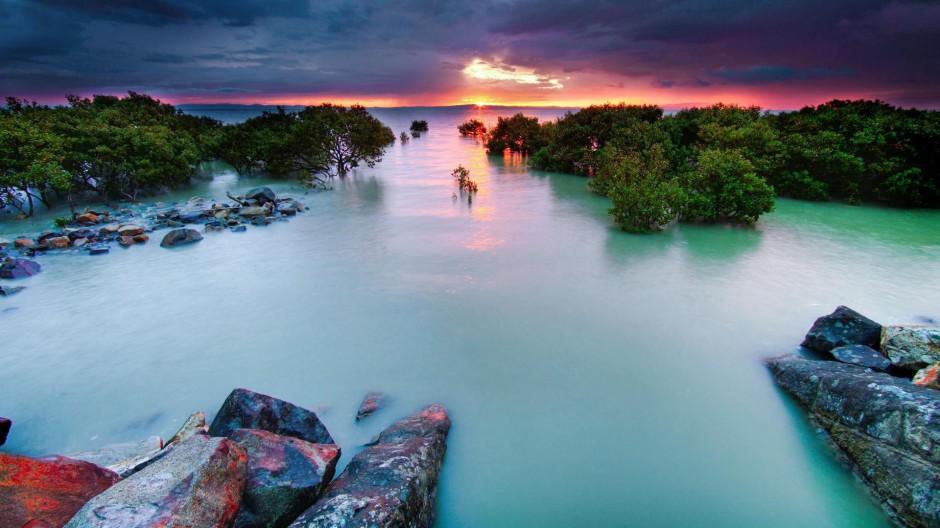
2, 0, 940, 110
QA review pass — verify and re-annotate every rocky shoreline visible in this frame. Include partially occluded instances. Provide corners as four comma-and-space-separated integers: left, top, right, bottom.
0, 389, 450, 528
0, 186, 306, 297
768, 306, 940, 528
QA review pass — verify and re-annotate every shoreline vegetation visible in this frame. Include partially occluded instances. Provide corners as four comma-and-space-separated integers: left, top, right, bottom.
2, 93, 938, 235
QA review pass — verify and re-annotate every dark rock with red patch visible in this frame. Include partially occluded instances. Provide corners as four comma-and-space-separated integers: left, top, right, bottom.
0, 453, 120, 528
65, 435, 247, 528
0, 416, 10, 446
230, 429, 340, 528
288, 405, 451, 528
209, 388, 334, 445
356, 392, 386, 422
767, 355, 940, 528
801, 305, 882, 352
0, 258, 41, 279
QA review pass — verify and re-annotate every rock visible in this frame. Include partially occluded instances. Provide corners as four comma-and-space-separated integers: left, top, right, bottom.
231, 225, 247, 233
0, 453, 120, 528
215, 210, 229, 219
68, 229, 97, 241
356, 392, 386, 422
67, 436, 164, 478
87, 245, 109, 255
277, 199, 302, 216
118, 224, 144, 237
72, 238, 88, 247
0, 258, 41, 279
180, 212, 206, 223
99, 223, 121, 234
43, 236, 71, 249
118, 235, 134, 247
801, 305, 882, 352
37, 231, 63, 243
165, 411, 209, 447
913, 362, 940, 390
881, 325, 940, 371
132, 234, 149, 243
289, 405, 451, 528
829, 344, 892, 371
0, 285, 26, 296
251, 216, 271, 226
14, 238, 35, 248
246, 187, 277, 205
65, 435, 247, 528
231, 429, 340, 528
238, 206, 267, 217
0, 416, 9, 446
209, 388, 334, 445
76, 212, 99, 225
767, 355, 940, 528
166, 219, 184, 228
160, 228, 203, 248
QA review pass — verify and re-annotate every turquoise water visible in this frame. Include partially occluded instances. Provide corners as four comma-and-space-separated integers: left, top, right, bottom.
3, 106, 940, 527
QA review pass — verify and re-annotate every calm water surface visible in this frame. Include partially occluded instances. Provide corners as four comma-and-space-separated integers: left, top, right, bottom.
3, 106, 939, 527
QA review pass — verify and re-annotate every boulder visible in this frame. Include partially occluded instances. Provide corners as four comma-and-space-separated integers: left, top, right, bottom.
231, 429, 340, 528
132, 234, 149, 243
165, 411, 209, 447
99, 223, 121, 235
829, 344, 892, 371
881, 325, 940, 371
75, 213, 99, 225
238, 206, 267, 217
0, 453, 120, 528
801, 305, 882, 352
65, 435, 247, 528
0, 416, 9, 446
67, 436, 164, 478
117, 225, 144, 237
288, 405, 451, 528
209, 388, 334, 445
71, 238, 88, 248
43, 236, 71, 249
356, 392, 386, 422
0, 258, 41, 279
767, 355, 940, 528
14, 238, 35, 248
160, 228, 203, 248
246, 187, 277, 205
180, 212, 206, 224
913, 362, 940, 390
68, 229, 96, 241
277, 199, 302, 216
166, 219, 184, 228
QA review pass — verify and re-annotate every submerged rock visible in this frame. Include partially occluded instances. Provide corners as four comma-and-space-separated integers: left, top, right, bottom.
829, 344, 892, 371
356, 392, 386, 422
0, 416, 9, 446
209, 388, 334, 445
65, 435, 247, 528
767, 355, 940, 528
246, 186, 277, 205
231, 429, 341, 528
165, 411, 209, 447
0, 285, 26, 296
0, 258, 41, 279
913, 362, 940, 390
160, 228, 203, 248
0, 453, 120, 528
881, 325, 940, 371
67, 436, 164, 478
801, 305, 882, 352
289, 405, 451, 528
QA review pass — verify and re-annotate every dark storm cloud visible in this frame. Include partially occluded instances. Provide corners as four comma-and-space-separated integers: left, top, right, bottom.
2, 0, 939, 107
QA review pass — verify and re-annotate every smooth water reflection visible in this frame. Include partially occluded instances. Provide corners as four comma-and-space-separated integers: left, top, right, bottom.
3, 107, 940, 527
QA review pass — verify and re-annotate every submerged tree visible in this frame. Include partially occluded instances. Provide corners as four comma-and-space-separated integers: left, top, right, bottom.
485, 114, 543, 154
410, 120, 429, 132
458, 119, 487, 137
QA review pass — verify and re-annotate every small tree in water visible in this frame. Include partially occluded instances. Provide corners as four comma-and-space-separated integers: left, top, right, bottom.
452, 165, 478, 203
410, 120, 429, 132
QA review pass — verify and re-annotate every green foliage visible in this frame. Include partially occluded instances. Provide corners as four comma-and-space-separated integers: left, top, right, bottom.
603, 144, 683, 233
53, 216, 71, 228
452, 165, 478, 203
0, 101, 70, 215
220, 104, 394, 188
485, 114, 543, 154
678, 148, 775, 224
410, 120, 429, 132
400, 131, 409, 143
458, 119, 487, 137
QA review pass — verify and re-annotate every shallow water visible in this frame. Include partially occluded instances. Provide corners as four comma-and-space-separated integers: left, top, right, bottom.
3, 106, 940, 527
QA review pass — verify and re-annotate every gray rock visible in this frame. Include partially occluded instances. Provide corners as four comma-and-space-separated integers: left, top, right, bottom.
0, 285, 26, 296
160, 228, 203, 248
829, 344, 892, 371
246, 187, 277, 205
67, 436, 164, 478
288, 405, 451, 528
881, 325, 940, 371
165, 411, 208, 448
767, 355, 940, 528
238, 206, 267, 217
209, 388, 334, 445
65, 435, 248, 528
231, 429, 341, 528
801, 305, 882, 352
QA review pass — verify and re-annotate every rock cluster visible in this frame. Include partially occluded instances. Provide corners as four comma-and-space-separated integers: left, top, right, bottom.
769, 306, 940, 528
0, 389, 450, 528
